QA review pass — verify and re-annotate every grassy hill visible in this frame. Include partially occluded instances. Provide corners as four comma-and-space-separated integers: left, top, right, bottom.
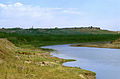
0, 27, 117, 35
0, 39, 16, 59
0, 39, 96, 79
0, 27, 120, 48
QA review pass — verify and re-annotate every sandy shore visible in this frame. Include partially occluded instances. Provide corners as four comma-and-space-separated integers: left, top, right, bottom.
70, 42, 120, 49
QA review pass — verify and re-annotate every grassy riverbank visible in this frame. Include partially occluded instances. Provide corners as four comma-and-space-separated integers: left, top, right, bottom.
71, 38, 120, 49
0, 39, 96, 79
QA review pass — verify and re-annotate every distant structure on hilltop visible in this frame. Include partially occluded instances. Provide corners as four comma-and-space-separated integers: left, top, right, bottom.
80, 26, 100, 30
63, 26, 101, 30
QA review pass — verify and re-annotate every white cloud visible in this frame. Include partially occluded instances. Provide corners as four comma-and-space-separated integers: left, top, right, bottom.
0, 2, 84, 28
0, 3, 53, 19
62, 8, 83, 15
0, 3, 6, 8
63, 10, 82, 15
14, 2, 23, 7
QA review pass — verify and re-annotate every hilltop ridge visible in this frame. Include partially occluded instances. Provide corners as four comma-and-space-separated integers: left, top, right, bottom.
0, 27, 117, 35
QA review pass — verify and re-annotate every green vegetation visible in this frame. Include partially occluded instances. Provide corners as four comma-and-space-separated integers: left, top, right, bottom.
0, 27, 120, 79
0, 39, 95, 79
0, 28, 120, 48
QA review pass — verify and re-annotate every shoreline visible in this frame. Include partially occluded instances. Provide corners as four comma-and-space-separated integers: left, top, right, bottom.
50, 43, 120, 79
42, 46, 96, 79
70, 42, 120, 49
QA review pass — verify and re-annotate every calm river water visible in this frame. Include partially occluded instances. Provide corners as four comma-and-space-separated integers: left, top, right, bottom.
42, 44, 120, 79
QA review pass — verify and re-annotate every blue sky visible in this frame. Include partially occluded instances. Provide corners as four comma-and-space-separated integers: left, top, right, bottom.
0, 0, 120, 30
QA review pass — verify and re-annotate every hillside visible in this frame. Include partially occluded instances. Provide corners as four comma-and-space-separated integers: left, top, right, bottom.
0, 39, 16, 53
0, 27, 119, 48
0, 39, 96, 79
0, 39, 16, 59
0, 27, 117, 35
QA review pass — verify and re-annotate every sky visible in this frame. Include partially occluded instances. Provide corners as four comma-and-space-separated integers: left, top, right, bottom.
0, 0, 120, 30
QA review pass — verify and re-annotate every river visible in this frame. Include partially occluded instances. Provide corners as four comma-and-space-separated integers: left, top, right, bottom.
42, 44, 120, 79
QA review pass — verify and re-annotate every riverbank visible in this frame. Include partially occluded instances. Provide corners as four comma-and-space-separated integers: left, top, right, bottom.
0, 39, 96, 79
70, 39, 120, 49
